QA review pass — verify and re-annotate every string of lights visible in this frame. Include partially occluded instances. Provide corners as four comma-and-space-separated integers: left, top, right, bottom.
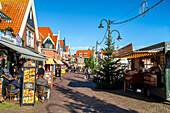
112, 0, 164, 25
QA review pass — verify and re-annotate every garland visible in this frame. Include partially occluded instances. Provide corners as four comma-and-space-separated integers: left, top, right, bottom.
0, 27, 16, 37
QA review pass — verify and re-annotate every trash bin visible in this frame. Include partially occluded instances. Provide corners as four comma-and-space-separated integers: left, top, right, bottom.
55, 68, 61, 77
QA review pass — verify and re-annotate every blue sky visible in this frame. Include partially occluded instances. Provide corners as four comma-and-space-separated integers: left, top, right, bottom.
34, 0, 170, 54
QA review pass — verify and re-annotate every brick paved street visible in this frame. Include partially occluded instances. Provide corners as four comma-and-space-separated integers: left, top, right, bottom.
1, 72, 170, 113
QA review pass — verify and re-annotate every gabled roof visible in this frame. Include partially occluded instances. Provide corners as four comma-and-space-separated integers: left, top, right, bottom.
66, 46, 69, 52
0, 0, 30, 35
38, 27, 58, 50
76, 50, 93, 58
60, 40, 64, 48
38, 27, 53, 40
52, 35, 58, 50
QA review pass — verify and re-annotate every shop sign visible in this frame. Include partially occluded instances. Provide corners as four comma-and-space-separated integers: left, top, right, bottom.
0, 31, 16, 45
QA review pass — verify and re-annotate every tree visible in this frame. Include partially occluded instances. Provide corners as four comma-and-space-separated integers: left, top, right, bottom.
94, 37, 124, 89
85, 54, 95, 75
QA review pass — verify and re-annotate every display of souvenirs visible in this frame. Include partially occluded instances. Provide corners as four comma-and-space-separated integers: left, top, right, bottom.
30, 68, 35, 76
23, 97, 29, 103
24, 60, 36, 67
29, 77, 34, 82
22, 67, 36, 105
23, 89, 29, 96
29, 90, 34, 97
28, 97, 34, 103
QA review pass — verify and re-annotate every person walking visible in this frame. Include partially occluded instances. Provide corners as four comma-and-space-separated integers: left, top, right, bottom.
87, 66, 91, 79
84, 67, 88, 79
37, 65, 45, 77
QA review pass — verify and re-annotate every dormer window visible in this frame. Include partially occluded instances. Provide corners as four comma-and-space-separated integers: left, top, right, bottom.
79, 53, 82, 57
84, 53, 87, 56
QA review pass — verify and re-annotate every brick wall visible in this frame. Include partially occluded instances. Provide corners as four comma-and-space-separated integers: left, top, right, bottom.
42, 49, 57, 59
22, 23, 38, 51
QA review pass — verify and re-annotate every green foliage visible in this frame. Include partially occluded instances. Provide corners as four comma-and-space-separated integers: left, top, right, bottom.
0, 27, 16, 37
94, 37, 124, 89
85, 54, 95, 75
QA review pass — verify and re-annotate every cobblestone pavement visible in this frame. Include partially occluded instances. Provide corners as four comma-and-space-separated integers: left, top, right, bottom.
1, 72, 170, 113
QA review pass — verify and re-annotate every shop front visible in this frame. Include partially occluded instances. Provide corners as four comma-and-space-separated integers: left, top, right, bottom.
117, 42, 170, 100
0, 39, 47, 105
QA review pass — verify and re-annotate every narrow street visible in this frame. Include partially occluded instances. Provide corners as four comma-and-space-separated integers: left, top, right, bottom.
1, 72, 170, 113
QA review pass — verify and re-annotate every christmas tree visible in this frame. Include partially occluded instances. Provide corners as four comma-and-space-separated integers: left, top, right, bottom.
94, 36, 124, 89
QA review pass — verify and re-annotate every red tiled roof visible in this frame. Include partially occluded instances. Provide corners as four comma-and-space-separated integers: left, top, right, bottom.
0, 0, 30, 35
52, 35, 58, 50
38, 27, 58, 49
101, 51, 106, 56
38, 27, 53, 41
60, 40, 64, 48
76, 50, 93, 58
66, 46, 69, 52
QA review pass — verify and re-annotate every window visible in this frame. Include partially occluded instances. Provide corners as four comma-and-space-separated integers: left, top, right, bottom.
30, 10, 32, 20
45, 43, 52, 49
84, 53, 87, 56
79, 53, 82, 57
26, 29, 34, 48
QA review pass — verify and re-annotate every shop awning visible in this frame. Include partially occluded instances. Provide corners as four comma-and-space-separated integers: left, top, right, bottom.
46, 58, 55, 64
54, 59, 63, 65
118, 48, 163, 59
0, 40, 47, 61
0, 11, 11, 23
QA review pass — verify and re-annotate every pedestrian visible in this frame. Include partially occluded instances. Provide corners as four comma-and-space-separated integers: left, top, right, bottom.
87, 66, 91, 79
37, 65, 45, 77
84, 67, 88, 79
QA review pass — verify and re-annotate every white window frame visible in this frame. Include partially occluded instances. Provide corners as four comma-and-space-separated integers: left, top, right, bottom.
30, 10, 32, 20
79, 53, 82, 57
26, 29, 34, 48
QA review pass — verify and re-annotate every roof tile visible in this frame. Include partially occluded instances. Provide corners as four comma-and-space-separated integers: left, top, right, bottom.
0, 0, 29, 35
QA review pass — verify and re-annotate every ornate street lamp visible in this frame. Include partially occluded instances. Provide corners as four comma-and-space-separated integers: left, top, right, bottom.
96, 19, 122, 63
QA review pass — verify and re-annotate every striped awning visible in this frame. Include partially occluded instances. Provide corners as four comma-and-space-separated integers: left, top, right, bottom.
0, 11, 11, 23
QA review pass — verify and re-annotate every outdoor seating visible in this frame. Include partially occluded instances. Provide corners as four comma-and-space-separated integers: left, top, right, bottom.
5, 84, 20, 103
36, 85, 48, 103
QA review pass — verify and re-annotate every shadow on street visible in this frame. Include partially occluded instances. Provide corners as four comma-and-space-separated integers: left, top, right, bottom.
65, 73, 165, 103
45, 83, 137, 113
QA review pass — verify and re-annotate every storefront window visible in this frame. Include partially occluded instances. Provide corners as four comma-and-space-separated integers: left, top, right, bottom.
26, 29, 34, 48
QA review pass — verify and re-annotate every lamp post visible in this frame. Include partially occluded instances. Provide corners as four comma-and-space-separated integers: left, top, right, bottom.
96, 19, 122, 61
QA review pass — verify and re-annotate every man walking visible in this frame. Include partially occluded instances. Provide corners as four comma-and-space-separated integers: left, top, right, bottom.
87, 66, 91, 79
